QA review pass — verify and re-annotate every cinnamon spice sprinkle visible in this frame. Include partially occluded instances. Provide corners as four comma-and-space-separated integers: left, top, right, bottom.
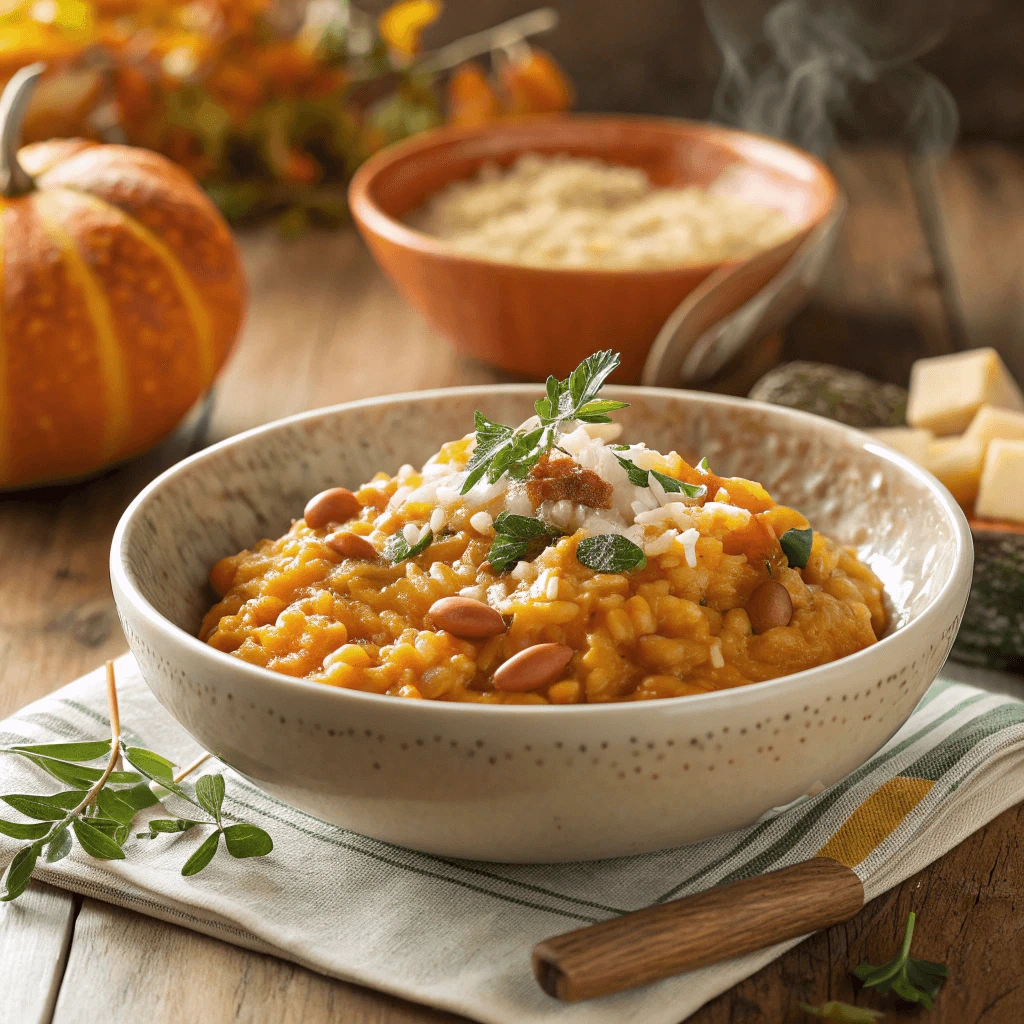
526, 453, 614, 509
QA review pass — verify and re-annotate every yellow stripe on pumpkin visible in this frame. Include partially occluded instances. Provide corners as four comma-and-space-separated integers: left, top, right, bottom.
32, 192, 131, 463
817, 776, 934, 869
63, 191, 216, 389
0, 202, 8, 480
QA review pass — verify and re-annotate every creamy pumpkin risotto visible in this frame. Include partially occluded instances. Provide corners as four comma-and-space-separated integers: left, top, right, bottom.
201, 352, 886, 703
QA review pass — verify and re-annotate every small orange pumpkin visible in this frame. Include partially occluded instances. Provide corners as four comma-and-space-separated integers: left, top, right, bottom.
0, 64, 247, 488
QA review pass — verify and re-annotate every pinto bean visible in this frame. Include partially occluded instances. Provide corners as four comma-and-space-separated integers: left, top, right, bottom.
493, 643, 574, 693
304, 488, 360, 530
326, 531, 378, 561
428, 597, 506, 639
746, 580, 793, 634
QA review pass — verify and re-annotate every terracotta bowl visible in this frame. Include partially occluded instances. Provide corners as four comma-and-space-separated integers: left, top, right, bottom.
111, 387, 972, 862
348, 115, 840, 382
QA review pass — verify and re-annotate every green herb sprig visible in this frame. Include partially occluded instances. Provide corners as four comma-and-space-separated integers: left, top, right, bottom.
386, 527, 433, 563
461, 351, 628, 495
576, 534, 647, 573
487, 512, 560, 574
800, 1002, 883, 1022
0, 662, 272, 901
853, 911, 948, 1009
129, 750, 273, 873
780, 527, 814, 570
610, 449, 706, 500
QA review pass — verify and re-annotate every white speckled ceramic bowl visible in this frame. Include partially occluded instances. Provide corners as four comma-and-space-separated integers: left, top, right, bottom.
111, 388, 973, 862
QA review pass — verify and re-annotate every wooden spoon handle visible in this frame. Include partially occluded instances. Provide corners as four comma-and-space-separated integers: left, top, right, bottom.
532, 857, 864, 1002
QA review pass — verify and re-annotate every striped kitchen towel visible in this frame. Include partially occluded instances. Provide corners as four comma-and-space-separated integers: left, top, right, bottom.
1, 655, 1023, 1024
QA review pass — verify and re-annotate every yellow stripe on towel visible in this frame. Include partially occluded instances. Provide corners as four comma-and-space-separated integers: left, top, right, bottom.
817, 776, 934, 868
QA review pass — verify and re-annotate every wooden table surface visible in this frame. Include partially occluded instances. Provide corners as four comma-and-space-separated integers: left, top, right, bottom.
2, 146, 1024, 1024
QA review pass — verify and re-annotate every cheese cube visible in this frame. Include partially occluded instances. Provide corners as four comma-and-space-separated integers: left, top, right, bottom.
963, 405, 1024, 453
921, 436, 983, 507
867, 427, 933, 463
907, 348, 1024, 435
976, 440, 1024, 523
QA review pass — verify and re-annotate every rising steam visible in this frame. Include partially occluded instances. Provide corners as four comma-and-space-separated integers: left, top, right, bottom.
702, 0, 958, 155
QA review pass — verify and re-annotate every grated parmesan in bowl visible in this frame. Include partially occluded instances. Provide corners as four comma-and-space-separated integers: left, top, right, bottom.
407, 153, 796, 271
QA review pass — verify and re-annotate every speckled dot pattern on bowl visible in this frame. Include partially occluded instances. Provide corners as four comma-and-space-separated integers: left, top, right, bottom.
111, 387, 973, 862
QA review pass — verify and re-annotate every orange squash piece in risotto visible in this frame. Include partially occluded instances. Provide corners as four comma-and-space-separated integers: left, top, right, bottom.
200, 352, 886, 704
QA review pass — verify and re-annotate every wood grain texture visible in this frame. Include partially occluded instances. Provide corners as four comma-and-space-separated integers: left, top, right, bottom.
784, 148, 957, 385
51, 899, 470, 1024
209, 229, 504, 444
0, 882, 76, 1024
0, 404, 208, 722
921, 146, 1024, 384
689, 801, 1024, 1023
533, 858, 864, 1001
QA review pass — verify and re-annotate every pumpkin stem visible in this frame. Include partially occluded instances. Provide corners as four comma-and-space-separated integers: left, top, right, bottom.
0, 63, 46, 199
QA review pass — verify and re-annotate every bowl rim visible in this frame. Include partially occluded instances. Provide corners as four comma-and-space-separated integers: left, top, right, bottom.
111, 384, 973, 719
348, 112, 841, 279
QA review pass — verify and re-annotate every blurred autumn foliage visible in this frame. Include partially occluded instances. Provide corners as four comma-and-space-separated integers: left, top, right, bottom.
0, 0, 572, 229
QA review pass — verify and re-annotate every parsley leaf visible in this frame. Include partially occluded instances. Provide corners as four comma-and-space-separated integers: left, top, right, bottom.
569, 350, 620, 409
650, 470, 706, 499
464, 351, 629, 495
533, 375, 563, 420
853, 911, 949, 1010
487, 512, 556, 574
576, 399, 630, 424
576, 534, 647, 573
800, 1002, 883, 1022
611, 453, 706, 500
385, 528, 433, 563
493, 511, 548, 539
780, 527, 814, 569
462, 412, 515, 492
612, 451, 651, 487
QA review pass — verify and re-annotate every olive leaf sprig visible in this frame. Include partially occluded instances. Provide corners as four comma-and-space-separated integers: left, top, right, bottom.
0, 662, 272, 901
461, 350, 629, 495
129, 747, 273, 875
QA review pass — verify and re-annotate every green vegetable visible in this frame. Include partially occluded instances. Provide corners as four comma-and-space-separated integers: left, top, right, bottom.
649, 470, 706, 500
487, 512, 557, 574
780, 527, 814, 569
385, 528, 433, 563
853, 912, 948, 1009
462, 351, 629, 495
0, 667, 274, 900
195, 774, 226, 823
612, 451, 651, 487
800, 1001, 883, 1022
611, 454, 706, 500
576, 534, 647, 573
181, 832, 221, 877
223, 823, 275, 859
